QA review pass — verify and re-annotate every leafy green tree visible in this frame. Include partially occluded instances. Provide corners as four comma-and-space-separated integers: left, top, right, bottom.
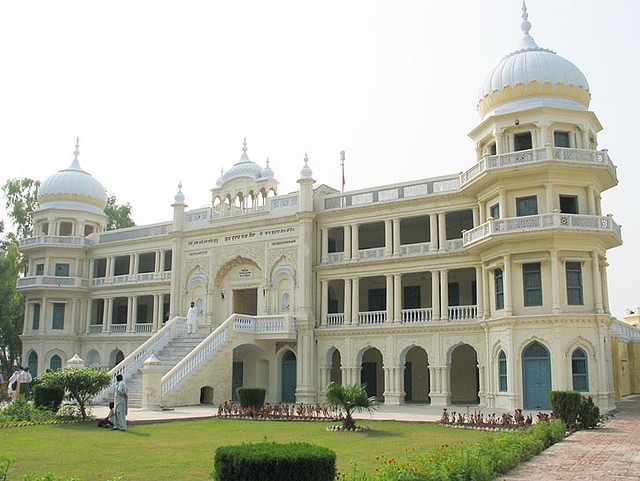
0, 239, 24, 378
325, 382, 378, 430
105, 194, 135, 230
2, 178, 39, 240
36, 368, 112, 420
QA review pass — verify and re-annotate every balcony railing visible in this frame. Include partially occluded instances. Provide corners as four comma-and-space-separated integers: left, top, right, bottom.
16, 276, 90, 289
448, 305, 478, 321
358, 310, 387, 325
460, 147, 615, 186
463, 213, 622, 247
402, 308, 433, 323
19, 235, 93, 249
323, 305, 476, 327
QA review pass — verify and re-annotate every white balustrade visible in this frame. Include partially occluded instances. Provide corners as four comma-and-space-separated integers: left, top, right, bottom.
326, 313, 345, 327
358, 310, 387, 325
110, 324, 127, 333
358, 247, 385, 261
88, 324, 103, 334
402, 308, 433, 323
448, 305, 477, 321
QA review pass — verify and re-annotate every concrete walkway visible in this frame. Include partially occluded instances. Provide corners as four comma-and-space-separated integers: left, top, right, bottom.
92, 396, 640, 480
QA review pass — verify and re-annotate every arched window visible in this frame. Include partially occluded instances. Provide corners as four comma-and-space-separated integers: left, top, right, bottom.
50, 355, 62, 371
28, 351, 39, 376
571, 348, 589, 392
498, 350, 507, 392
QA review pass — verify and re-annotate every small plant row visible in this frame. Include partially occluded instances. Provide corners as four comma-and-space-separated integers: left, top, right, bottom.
337, 419, 567, 481
217, 400, 341, 420
439, 407, 544, 430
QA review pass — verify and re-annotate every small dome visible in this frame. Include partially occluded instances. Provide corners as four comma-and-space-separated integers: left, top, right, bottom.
173, 182, 186, 205
299, 154, 313, 180
215, 139, 265, 186
260, 159, 274, 180
38, 139, 108, 215
477, 4, 590, 118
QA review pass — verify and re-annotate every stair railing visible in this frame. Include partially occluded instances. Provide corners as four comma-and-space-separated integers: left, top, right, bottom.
94, 317, 185, 403
161, 316, 231, 397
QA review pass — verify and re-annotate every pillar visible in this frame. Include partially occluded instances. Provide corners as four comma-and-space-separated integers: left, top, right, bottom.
429, 214, 438, 252
320, 280, 328, 326
592, 251, 604, 314
321, 228, 329, 263
351, 225, 359, 261
440, 270, 449, 321
550, 250, 561, 314
384, 220, 393, 257
344, 278, 352, 324
392, 218, 401, 256
393, 273, 402, 323
504, 255, 513, 316
431, 270, 440, 320
438, 213, 447, 252
141, 355, 163, 411
352, 277, 360, 325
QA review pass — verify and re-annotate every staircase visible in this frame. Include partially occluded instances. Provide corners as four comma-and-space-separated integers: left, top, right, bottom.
95, 314, 296, 408
125, 332, 208, 407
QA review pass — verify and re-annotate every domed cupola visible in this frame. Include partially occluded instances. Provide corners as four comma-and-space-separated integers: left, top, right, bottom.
38, 138, 108, 215
215, 139, 268, 187
477, 2, 590, 119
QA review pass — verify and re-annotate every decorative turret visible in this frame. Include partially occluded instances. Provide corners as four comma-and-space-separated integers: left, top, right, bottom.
297, 153, 315, 213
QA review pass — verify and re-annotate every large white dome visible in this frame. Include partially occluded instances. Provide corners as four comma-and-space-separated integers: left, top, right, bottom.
477, 4, 590, 119
38, 141, 108, 215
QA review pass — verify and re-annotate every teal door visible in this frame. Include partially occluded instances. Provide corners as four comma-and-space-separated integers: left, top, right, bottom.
231, 361, 243, 401
522, 341, 551, 410
281, 351, 297, 403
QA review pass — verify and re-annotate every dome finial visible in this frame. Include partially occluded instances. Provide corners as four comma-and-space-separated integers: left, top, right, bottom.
70, 137, 81, 170
242, 137, 247, 154
521, 1, 531, 36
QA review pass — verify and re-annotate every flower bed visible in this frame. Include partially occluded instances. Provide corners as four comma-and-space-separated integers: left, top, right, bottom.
216, 400, 341, 421
439, 408, 553, 430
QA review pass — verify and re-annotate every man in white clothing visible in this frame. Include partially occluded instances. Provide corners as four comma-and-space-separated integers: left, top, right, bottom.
113, 374, 128, 431
186, 301, 197, 334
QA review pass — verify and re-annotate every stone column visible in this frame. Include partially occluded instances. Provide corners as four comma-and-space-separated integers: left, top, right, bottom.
320, 280, 328, 326
385, 274, 394, 323
383, 366, 403, 405
384, 220, 393, 257
440, 270, 449, 321
351, 225, 359, 261
141, 355, 163, 411
344, 226, 352, 261
321, 228, 329, 263
438, 213, 447, 252
431, 270, 440, 320
393, 273, 402, 323
344, 279, 352, 324
127, 296, 136, 333
592, 251, 604, 314
392, 218, 401, 256
550, 250, 561, 313
475, 265, 483, 319
429, 214, 438, 252
352, 277, 360, 325
103, 298, 112, 333
504, 255, 513, 316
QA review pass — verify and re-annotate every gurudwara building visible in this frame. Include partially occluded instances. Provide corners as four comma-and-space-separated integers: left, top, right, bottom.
18, 5, 639, 412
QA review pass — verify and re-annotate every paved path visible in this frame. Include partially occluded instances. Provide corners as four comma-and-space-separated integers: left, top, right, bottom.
92, 396, 640, 480
502, 395, 640, 481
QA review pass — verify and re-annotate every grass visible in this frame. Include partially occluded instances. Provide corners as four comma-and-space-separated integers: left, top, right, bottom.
0, 418, 484, 480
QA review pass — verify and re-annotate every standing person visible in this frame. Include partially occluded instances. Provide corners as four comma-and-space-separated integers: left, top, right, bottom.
113, 374, 128, 431
186, 301, 197, 335
16, 366, 32, 398
7, 368, 20, 401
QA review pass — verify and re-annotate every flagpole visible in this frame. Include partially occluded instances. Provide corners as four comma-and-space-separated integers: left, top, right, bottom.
340, 150, 345, 193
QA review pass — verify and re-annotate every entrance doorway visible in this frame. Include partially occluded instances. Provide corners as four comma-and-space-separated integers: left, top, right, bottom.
281, 350, 297, 402
233, 288, 258, 315
522, 341, 551, 410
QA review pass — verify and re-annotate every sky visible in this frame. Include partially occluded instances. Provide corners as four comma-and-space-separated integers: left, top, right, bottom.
1, 0, 638, 320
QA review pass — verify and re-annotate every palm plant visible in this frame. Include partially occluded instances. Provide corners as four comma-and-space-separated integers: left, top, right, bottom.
325, 382, 378, 430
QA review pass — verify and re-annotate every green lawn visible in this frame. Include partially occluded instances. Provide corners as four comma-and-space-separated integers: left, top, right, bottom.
0, 418, 484, 480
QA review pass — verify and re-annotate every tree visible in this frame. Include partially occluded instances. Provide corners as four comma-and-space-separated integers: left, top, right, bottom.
2, 178, 39, 240
0, 239, 24, 379
104, 194, 135, 230
325, 382, 378, 431
35, 368, 112, 420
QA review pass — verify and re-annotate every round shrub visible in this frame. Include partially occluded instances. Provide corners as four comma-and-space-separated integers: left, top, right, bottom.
32, 383, 65, 412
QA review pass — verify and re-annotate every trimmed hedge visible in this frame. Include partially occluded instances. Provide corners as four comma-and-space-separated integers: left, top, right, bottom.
236, 387, 266, 408
32, 383, 65, 412
213, 442, 336, 481
550, 390, 582, 426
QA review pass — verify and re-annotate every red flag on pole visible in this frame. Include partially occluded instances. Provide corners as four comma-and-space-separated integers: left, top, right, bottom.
340, 150, 345, 192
